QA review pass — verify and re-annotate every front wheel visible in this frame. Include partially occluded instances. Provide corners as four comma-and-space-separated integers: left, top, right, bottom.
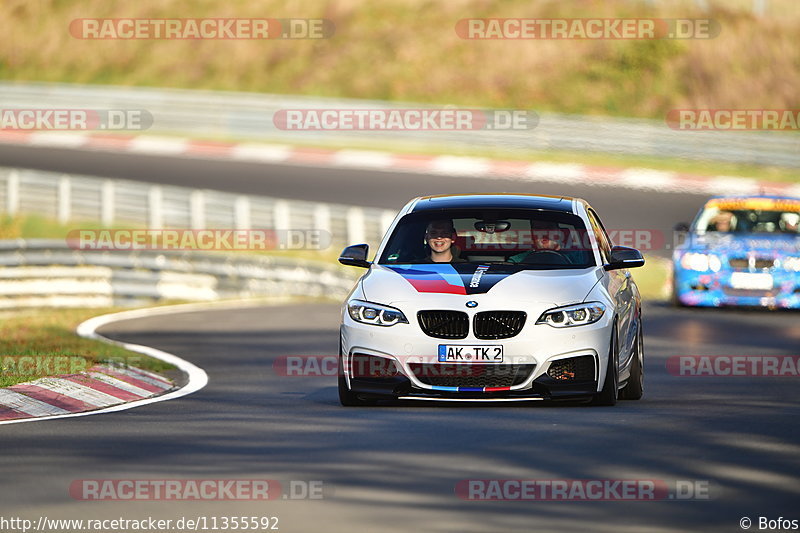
591, 328, 619, 406
671, 272, 685, 307
619, 321, 644, 400
338, 371, 364, 406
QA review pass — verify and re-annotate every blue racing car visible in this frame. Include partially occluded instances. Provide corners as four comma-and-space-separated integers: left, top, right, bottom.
672, 195, 800, 309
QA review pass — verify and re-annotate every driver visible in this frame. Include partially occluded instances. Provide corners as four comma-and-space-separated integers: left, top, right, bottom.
509, 220, 570, 264
532, 220, 564, 251
709, 210, 734, 232
424, 220, 466, 263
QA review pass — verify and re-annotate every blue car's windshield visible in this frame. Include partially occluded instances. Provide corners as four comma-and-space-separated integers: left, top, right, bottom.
694, 201, 800, 235
378, 209, 596, 269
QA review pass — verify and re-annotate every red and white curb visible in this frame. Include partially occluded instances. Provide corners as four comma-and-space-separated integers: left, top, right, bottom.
2, 130, 799, 198
0, 303, 210, 426
0, 364, 173, 421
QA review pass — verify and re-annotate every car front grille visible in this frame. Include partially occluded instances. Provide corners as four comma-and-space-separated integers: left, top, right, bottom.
755, 259, 775, 269
722, 287, 771, 298
473, 311, 527, 339
547, 355, 596, 382
408, 363, 535, 388
417, 310, 469, 339
729, 258, 748, 269
729, 257, 775, 270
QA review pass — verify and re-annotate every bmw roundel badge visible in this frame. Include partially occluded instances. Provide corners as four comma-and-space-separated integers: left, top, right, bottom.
466, 301, 478, 308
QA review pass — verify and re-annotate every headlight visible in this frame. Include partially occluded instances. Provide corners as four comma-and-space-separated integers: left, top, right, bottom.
536, 302, 606, 328
782, 257, 800, 272
347, 299, 408, 326
680, 252, 721, 272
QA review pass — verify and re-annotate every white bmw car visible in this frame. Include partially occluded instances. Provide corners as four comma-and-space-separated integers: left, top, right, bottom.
338, 193, 645, 406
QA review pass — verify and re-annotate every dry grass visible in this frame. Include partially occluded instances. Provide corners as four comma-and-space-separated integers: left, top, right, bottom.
1, 0, 798, 119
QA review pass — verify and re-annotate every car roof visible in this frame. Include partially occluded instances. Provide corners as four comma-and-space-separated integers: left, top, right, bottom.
410, 193, 576, 213
705, 194, 800, 202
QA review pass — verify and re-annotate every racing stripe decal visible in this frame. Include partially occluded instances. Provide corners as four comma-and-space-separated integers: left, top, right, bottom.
429, 385, 513, 392
385, 264, 466, 294
385, 264, 524, 295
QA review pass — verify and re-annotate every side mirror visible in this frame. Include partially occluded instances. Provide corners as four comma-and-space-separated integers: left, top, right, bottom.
673, 222, 691, 247
604, 246, 645, 271
338, 244, 371, 268
673, 222, 690, 232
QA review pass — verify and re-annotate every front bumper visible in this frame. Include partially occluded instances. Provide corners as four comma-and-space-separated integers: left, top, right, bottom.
341, 309, 611, 401
674, 267, 800, 308
346, 366, 598, 401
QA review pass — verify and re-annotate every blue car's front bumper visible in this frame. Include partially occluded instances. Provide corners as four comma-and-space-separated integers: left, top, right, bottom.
674, 268, 800, 308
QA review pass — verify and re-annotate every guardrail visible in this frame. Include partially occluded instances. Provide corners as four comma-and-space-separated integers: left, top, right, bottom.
0, 240, 356, 308
1, 82, 797, 167
0, 166, 396, 250
0, 165, 395, 308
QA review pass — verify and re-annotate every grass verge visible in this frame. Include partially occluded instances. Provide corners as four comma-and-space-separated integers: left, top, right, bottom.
0, 307, 176, 388
195, 133, 800, 184
635, 255, 671, 302
2, 0, 798, 121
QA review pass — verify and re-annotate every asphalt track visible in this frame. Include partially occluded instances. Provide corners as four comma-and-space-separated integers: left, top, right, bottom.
1, 146, 799, 532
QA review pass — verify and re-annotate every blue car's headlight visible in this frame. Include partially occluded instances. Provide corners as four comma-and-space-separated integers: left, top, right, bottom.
536, 302, 606, 328
347, 299, 408, 326
680, 252, 722, 272
782, 257, 800, 272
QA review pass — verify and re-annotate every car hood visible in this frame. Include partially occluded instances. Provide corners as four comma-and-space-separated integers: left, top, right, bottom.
362, 263, 602, 307
680, 233, 800, 256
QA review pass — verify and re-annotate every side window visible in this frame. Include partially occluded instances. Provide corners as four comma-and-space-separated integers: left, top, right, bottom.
587, 209, 612, 263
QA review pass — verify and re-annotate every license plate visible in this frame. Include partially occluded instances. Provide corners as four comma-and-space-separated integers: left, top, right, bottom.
438, 345, 504, 363
730, 272, 773, 290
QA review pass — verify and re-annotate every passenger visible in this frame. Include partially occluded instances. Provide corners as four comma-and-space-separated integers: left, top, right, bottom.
780, 212, 800, 234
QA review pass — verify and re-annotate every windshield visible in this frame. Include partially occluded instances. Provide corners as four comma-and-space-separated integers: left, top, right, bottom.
693, 199, 800, 235
378, 209, 596, 269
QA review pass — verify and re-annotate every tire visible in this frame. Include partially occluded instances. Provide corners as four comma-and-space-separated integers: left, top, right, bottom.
592, 327, 619, 406
671, 272, 685, 307
619, 321, 644, 400
338, 344, 372, 406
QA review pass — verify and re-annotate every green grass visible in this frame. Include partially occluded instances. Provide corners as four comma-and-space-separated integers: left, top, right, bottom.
0, 307, 175, 388
0, 213, 110, 240
0, 213, 351, 264
634, 255, 671, 302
